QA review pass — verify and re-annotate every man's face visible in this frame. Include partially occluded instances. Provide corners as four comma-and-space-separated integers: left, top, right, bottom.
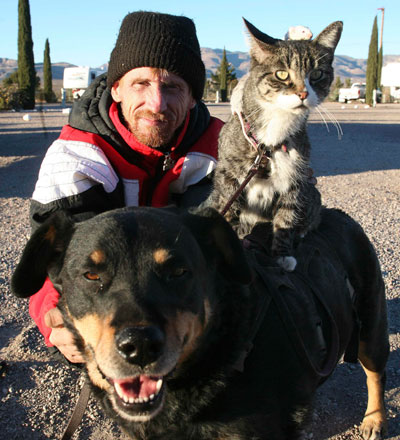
111, 67, 196, 147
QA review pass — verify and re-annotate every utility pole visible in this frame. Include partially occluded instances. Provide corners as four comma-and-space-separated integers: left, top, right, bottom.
377, 7, 385, 98
378, 8, 385, 49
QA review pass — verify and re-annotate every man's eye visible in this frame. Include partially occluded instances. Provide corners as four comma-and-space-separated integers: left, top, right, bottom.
275, 70, 289, 81
133, 81, 149, 87
163, 83, 180, 91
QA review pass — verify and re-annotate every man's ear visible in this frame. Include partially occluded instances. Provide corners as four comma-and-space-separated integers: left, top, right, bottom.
110, 80, 121, 102
189, 96, 196, 110
11, 212, 75, 298
182, 207, 252, 285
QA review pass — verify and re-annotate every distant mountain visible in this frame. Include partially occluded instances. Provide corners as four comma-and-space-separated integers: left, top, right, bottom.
0, 58, 76, 83
201, 48, 250, 78
203, 49, 400, 81
1, 52, 400, 85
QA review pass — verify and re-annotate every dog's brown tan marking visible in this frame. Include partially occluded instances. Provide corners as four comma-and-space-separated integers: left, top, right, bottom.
72, 313, 117, 389
358, 341, 387, 437
44, 224, 56, 244
73, 314, 115, 356
153, 248, 170, 264
170, 299, 211, 365
86, 359, 111, 391
90, 249, 106, 264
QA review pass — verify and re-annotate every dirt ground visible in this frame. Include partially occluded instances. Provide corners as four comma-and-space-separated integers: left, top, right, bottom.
0, 102, 399, 439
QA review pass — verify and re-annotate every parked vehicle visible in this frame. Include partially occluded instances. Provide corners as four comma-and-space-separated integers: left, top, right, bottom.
63, 66, 105, 100
338, 83, 366, 103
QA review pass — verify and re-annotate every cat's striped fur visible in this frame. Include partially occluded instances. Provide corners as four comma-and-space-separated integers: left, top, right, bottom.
203, 19, 343, 270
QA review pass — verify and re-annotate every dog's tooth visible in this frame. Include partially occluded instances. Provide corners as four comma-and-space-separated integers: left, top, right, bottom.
156, 379, 163, 393
149, 394, 155, 401
128, 397, 134, 404
114, 382, 124, 399
143, 396, 149, 403
123, 395, 130, 404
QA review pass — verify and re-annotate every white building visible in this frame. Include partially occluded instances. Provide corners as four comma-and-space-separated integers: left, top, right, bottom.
381, 63, 400, 100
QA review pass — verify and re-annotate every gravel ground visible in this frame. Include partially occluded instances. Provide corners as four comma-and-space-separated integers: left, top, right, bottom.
0, 102, 399, 439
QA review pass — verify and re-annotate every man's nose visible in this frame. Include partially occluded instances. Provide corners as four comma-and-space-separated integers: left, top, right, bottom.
147, 84, 167, 113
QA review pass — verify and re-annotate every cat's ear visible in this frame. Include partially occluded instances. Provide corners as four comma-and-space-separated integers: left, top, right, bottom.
313, 21, 343, 52
243, 18, 278, 63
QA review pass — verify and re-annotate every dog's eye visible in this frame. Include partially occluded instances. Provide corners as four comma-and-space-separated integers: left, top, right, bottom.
84, 271, 100, 281
168, 267, 188, 279
275, 70, 289, 81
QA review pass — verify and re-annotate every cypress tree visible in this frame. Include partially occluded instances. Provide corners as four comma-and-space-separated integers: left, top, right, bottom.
365, 16, 378, 106
43, 38, 54, 102
377, 45, 383, 89
18, 0, 36, 109
211, 48, 237, 102
220, 48, 228, 102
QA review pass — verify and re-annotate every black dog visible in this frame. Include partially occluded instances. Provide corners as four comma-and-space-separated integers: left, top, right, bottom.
12, 206, 389, 439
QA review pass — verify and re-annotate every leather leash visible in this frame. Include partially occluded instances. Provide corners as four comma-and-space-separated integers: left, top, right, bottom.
220, 111, 272, 217
220, 147, 269, 216
61, 377, 92, 440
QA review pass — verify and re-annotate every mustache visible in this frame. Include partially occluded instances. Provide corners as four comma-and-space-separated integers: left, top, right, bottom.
136, 110, 171, 122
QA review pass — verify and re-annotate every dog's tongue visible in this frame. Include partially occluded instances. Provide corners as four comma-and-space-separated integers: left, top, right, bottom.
114, 375, 160, 400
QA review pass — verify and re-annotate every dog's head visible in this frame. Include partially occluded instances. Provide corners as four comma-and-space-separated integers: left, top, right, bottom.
12, 206, 251, 422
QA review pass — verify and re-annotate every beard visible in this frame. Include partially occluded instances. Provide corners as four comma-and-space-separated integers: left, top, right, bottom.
123, 109, 182, 148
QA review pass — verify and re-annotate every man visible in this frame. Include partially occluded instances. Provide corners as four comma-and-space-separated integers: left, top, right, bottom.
29, 11, 224, 364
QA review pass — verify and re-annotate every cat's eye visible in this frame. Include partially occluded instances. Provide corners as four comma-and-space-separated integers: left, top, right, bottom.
310, 70, 323, 81
275, 70, 289, 81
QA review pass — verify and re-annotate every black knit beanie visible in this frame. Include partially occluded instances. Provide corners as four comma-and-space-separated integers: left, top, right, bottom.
107, 11, 205, 101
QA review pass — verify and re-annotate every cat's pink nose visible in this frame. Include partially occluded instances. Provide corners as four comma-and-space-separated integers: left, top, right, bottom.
297, 91, 308, 100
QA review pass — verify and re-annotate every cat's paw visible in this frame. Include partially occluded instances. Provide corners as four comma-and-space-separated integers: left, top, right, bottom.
277, 256, 297, 271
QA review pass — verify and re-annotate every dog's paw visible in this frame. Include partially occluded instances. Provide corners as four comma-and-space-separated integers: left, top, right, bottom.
360, 415, 387, 440
276, 256, 297, 272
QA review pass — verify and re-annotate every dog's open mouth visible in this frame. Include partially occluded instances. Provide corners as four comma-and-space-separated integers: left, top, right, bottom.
109, 375, 165, 420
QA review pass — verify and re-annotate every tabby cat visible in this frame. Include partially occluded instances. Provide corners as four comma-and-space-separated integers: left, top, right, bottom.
204, 19, 343, 271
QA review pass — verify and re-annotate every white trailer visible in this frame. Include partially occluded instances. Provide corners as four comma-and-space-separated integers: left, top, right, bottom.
381, 63, 400, 101
63, 66, 105, 100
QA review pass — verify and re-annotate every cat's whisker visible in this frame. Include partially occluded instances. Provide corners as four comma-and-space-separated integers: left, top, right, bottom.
314, 106, 330, 133
315, 52, 329, 63
317, 105, 343, 139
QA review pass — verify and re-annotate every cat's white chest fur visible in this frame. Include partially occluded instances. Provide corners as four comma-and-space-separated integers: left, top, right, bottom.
246, 146, 302, 210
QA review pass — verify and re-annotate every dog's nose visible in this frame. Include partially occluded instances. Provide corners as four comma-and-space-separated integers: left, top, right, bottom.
115, 326, 165, 367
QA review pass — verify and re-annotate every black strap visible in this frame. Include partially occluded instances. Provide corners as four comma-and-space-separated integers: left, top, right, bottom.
61, 378, 92, 440
253, 258, 340, 378
230, 277, 272, 373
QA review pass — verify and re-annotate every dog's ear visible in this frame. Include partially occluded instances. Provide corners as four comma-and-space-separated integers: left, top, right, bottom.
11, 211, 75, 298
183, 207, 252, 285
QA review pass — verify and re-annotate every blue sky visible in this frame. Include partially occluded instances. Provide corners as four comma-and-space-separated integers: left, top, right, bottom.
1, 1, 398, 67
